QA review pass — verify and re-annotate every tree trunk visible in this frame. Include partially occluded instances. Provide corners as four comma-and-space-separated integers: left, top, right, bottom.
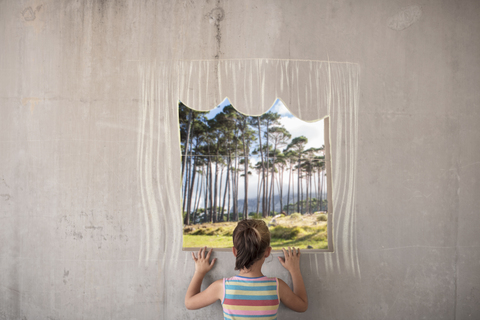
316, 169, 320, 212
220, 156, 230, 222
208, 159, 214, 223
279, 166, 283, 213
320, 168, 324, 211
237, 167, 241, 220
217, 165, 224, 222
257, 119, 267, 217
233, 127, 238, 221
204, 163, 209, 223
213, 149, 219, 223
227, 171, 231, 222
194, 171, 203, 223
182, 145, 191, 214
297, 158, 301, 213
182, 110, 193, 181
265, 122, 270, 216
184, 161, 197, 225
300, 172, 304, 214
310, 169, 313, 213
256, 170, 261, 215
306, 167, 310, 214
242, 118, 249, 219
268, 145, 277, 215
286, 166, 291, 215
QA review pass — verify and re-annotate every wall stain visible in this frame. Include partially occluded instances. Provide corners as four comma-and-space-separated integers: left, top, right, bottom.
0, 194, 10, 201
72, 231, 83, 240
22, 7, 35, 21
84, 225, 103, 230
387, 5, 422, 31
1, 177, 10, 189
63, 269, 69, 285
206, 4, 224, 59
21, 97, 41, 114
21, 5, 42, 22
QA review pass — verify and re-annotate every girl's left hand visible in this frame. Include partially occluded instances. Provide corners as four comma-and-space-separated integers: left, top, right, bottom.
191, 246, 216, 275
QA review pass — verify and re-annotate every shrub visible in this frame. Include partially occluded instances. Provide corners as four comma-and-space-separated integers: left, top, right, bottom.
191, 228, 207, 235
290, 213, 302, 219
249, 212, 263, 219
188, 225, 234, 236
270, 226, 305, 240
317, 214, 327, 222
301, 226, 319, 233
216, 226, 234, 236
312, 232, 327, 241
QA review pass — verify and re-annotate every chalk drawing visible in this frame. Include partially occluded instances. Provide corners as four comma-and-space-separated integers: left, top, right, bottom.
137, 59, 361, 278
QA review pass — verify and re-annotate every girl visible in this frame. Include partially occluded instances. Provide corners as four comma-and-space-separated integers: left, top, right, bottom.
185, 219, 308, 319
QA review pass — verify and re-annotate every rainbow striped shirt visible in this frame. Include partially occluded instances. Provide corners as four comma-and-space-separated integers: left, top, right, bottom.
222, 276, 280, 320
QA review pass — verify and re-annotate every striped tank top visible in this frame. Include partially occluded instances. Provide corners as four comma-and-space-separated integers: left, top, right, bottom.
222, 275, 280, 320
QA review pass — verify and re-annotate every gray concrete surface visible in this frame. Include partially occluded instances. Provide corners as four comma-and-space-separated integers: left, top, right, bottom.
1, 0, 479, 319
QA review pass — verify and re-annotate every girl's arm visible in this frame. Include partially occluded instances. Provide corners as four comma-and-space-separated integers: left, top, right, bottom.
185, 247, 223, 310
278, 247, 308, 313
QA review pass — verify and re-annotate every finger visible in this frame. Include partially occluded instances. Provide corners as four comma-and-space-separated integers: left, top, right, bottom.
204, 246, 207, 258
282, 247, 288, 258
207, 248, 213, 259
297, 248, 301, 257
191, 252, 197, 261
198, 247, 202, 259
288, 247, 292, 256
278, 256, 285, 267
210, 258, 216, 267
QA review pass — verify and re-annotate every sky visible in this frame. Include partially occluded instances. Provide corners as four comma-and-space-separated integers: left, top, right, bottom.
205, 98, 324, 152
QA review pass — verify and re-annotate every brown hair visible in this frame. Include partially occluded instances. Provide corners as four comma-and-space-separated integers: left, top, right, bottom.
232, 219, 271, 270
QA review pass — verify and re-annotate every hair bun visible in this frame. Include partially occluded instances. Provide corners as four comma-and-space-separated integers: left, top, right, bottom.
232, 219, 271, 270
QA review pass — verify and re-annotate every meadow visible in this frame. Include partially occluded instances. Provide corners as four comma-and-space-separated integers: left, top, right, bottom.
183, 212, 328, 250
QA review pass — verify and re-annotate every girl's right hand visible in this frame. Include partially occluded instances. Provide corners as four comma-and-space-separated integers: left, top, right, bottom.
278, 247, 301, 273
191, 246, 216, 275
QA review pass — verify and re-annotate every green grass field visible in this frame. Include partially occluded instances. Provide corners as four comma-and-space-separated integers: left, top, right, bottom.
183, 213, 328, 250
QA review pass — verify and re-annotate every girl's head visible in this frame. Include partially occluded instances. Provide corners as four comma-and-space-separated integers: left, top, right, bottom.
232, 219, 271, 270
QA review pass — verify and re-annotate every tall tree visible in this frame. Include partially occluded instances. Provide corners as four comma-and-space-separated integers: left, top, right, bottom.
249, 116, 267, 215
259, 112, 281, 216
283, 149, 297, 215
286, 136, 308, 214
275, 153, 287, 214
238, 116, 256, 219
302, 147, 321, 214
266, 126, 291, 214
212, 111, 236, 221
222, 105, 241, 220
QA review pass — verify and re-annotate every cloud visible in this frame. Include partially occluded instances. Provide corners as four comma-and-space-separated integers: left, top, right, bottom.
279, 114, 324, 150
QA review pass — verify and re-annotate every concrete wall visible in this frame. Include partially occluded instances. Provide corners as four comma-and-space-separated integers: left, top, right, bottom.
1, 0, 479, 319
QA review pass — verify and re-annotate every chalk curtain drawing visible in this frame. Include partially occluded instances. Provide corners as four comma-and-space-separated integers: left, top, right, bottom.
136, 59, 360, 277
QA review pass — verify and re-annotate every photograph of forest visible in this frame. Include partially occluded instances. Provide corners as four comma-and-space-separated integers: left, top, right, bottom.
179, 99, 329, 250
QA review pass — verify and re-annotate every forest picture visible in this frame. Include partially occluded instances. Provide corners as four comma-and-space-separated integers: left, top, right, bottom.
179, 99, 329, 250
